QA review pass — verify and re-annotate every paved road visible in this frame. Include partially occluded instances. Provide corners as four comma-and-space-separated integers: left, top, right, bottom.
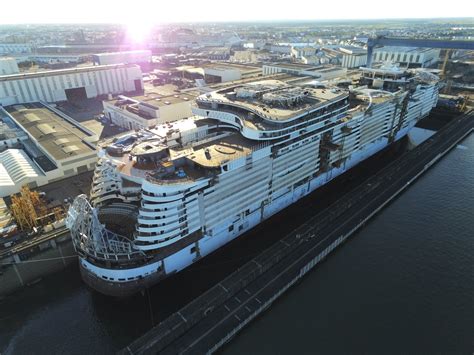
0, 227, 69, 259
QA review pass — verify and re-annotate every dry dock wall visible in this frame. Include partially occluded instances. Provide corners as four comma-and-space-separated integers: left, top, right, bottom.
0, 235, 76, 298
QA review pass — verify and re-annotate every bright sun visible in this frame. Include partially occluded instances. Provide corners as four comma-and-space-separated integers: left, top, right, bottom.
125, 21, 154, 43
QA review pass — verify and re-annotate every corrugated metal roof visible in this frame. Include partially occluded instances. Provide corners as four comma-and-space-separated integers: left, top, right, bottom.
0, 149, 39, 187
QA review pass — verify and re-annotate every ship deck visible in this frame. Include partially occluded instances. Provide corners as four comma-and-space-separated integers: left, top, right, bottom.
184, 134, 254, 168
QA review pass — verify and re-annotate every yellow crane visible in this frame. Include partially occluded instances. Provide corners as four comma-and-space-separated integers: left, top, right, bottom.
10, 186, 48, 231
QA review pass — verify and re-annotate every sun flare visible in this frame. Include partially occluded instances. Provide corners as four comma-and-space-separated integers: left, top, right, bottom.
125, 21, 154, 43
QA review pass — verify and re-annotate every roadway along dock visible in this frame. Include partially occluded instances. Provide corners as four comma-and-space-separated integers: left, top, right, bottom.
121, 110, 473, 355
0, 226, 69, 260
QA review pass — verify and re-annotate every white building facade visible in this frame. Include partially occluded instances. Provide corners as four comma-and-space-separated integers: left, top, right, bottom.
373, 47, 440, 68
262, 64, 346, 80
204, 67, 241, 83
0, 57, 20, 75
92, 50, 152, 66
0, 148, 43, 197
0, 64, 143, 106
340, 48, 368, 68
31, 54, 88, 65
103, 94, 193, 130
0, 43, 33, 54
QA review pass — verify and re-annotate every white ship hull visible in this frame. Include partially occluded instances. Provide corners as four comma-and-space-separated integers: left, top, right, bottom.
67, 66, 439, 297
78, 121, 414, 296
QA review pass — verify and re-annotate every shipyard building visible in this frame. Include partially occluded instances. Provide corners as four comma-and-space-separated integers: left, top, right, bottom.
0, 57, 20, 75
0, 43, 33, 54
0, 103, 97, 197
0, 64, 143, 106
92, 50, 152, 66
373, 47, 440, 67
262, 63, 346, 79
203, 63, 261, 83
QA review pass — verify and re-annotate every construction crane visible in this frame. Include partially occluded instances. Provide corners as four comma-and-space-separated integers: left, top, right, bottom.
440, 49, 452, 77
9, 186, 50, 231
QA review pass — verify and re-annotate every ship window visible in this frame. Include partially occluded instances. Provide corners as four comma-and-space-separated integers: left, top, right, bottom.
190, 246, 196, 254
102, 276, 108, 280
239, 225, 243, 231
127, 277, 134, 280
228, 225, 234, 232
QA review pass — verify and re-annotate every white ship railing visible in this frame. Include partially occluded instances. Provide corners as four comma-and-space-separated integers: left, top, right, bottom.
66, 194, 146, 261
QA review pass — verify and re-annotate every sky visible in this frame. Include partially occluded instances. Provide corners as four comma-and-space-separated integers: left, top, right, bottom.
1, 0, 472, 25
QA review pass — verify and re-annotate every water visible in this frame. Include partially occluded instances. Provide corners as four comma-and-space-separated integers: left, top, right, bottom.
223, 134, 474, 355
1, 135, 473, 354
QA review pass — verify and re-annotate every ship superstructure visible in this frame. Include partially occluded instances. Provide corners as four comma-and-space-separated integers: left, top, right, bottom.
67, 65, 439, 296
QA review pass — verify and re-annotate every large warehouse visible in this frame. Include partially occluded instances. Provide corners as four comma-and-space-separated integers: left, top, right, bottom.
92, 50, 152, 66
373, 47, 440, 68
0, 64, 143, 106
263, 63, 346, 80
0, 103, 98, 197
0, 57, 20, 75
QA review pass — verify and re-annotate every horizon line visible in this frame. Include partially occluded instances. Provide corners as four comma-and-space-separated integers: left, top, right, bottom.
0, 16, 473, 26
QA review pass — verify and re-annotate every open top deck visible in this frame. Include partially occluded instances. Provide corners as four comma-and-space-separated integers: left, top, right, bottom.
198, 80, 347, 122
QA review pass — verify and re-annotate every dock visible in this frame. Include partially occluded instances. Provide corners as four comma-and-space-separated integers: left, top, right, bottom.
0, 226, 74, 297
120, 110, 473, 355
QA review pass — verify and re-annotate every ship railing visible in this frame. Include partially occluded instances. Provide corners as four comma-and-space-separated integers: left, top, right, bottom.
145, 173, 196, 185
66, 195, 147, 262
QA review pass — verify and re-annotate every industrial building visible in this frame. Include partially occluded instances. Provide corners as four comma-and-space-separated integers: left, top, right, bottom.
267, 44, 292, 54
373, 47, 440, 67
0, 149, 41, 197
181, 47, 231, 61
92, 50, 152, 66
204, 66, 241, 83
231, 50, 266, 63
0, 43, 33, 54
0, 64, 143, 106
103, 92, 194, 130
291, 46, 317, 59
339, 47, 368, 68
31, 54, 89, 65
0, 197, 15, 236
0, 103, 98, 197
203, 63, 261, 83
0, 111, 28, 150
0, 57, 20, 75
262, 63, 346, 79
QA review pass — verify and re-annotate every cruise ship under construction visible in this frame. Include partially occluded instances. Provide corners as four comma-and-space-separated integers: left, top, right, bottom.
66, 64, 439, 296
